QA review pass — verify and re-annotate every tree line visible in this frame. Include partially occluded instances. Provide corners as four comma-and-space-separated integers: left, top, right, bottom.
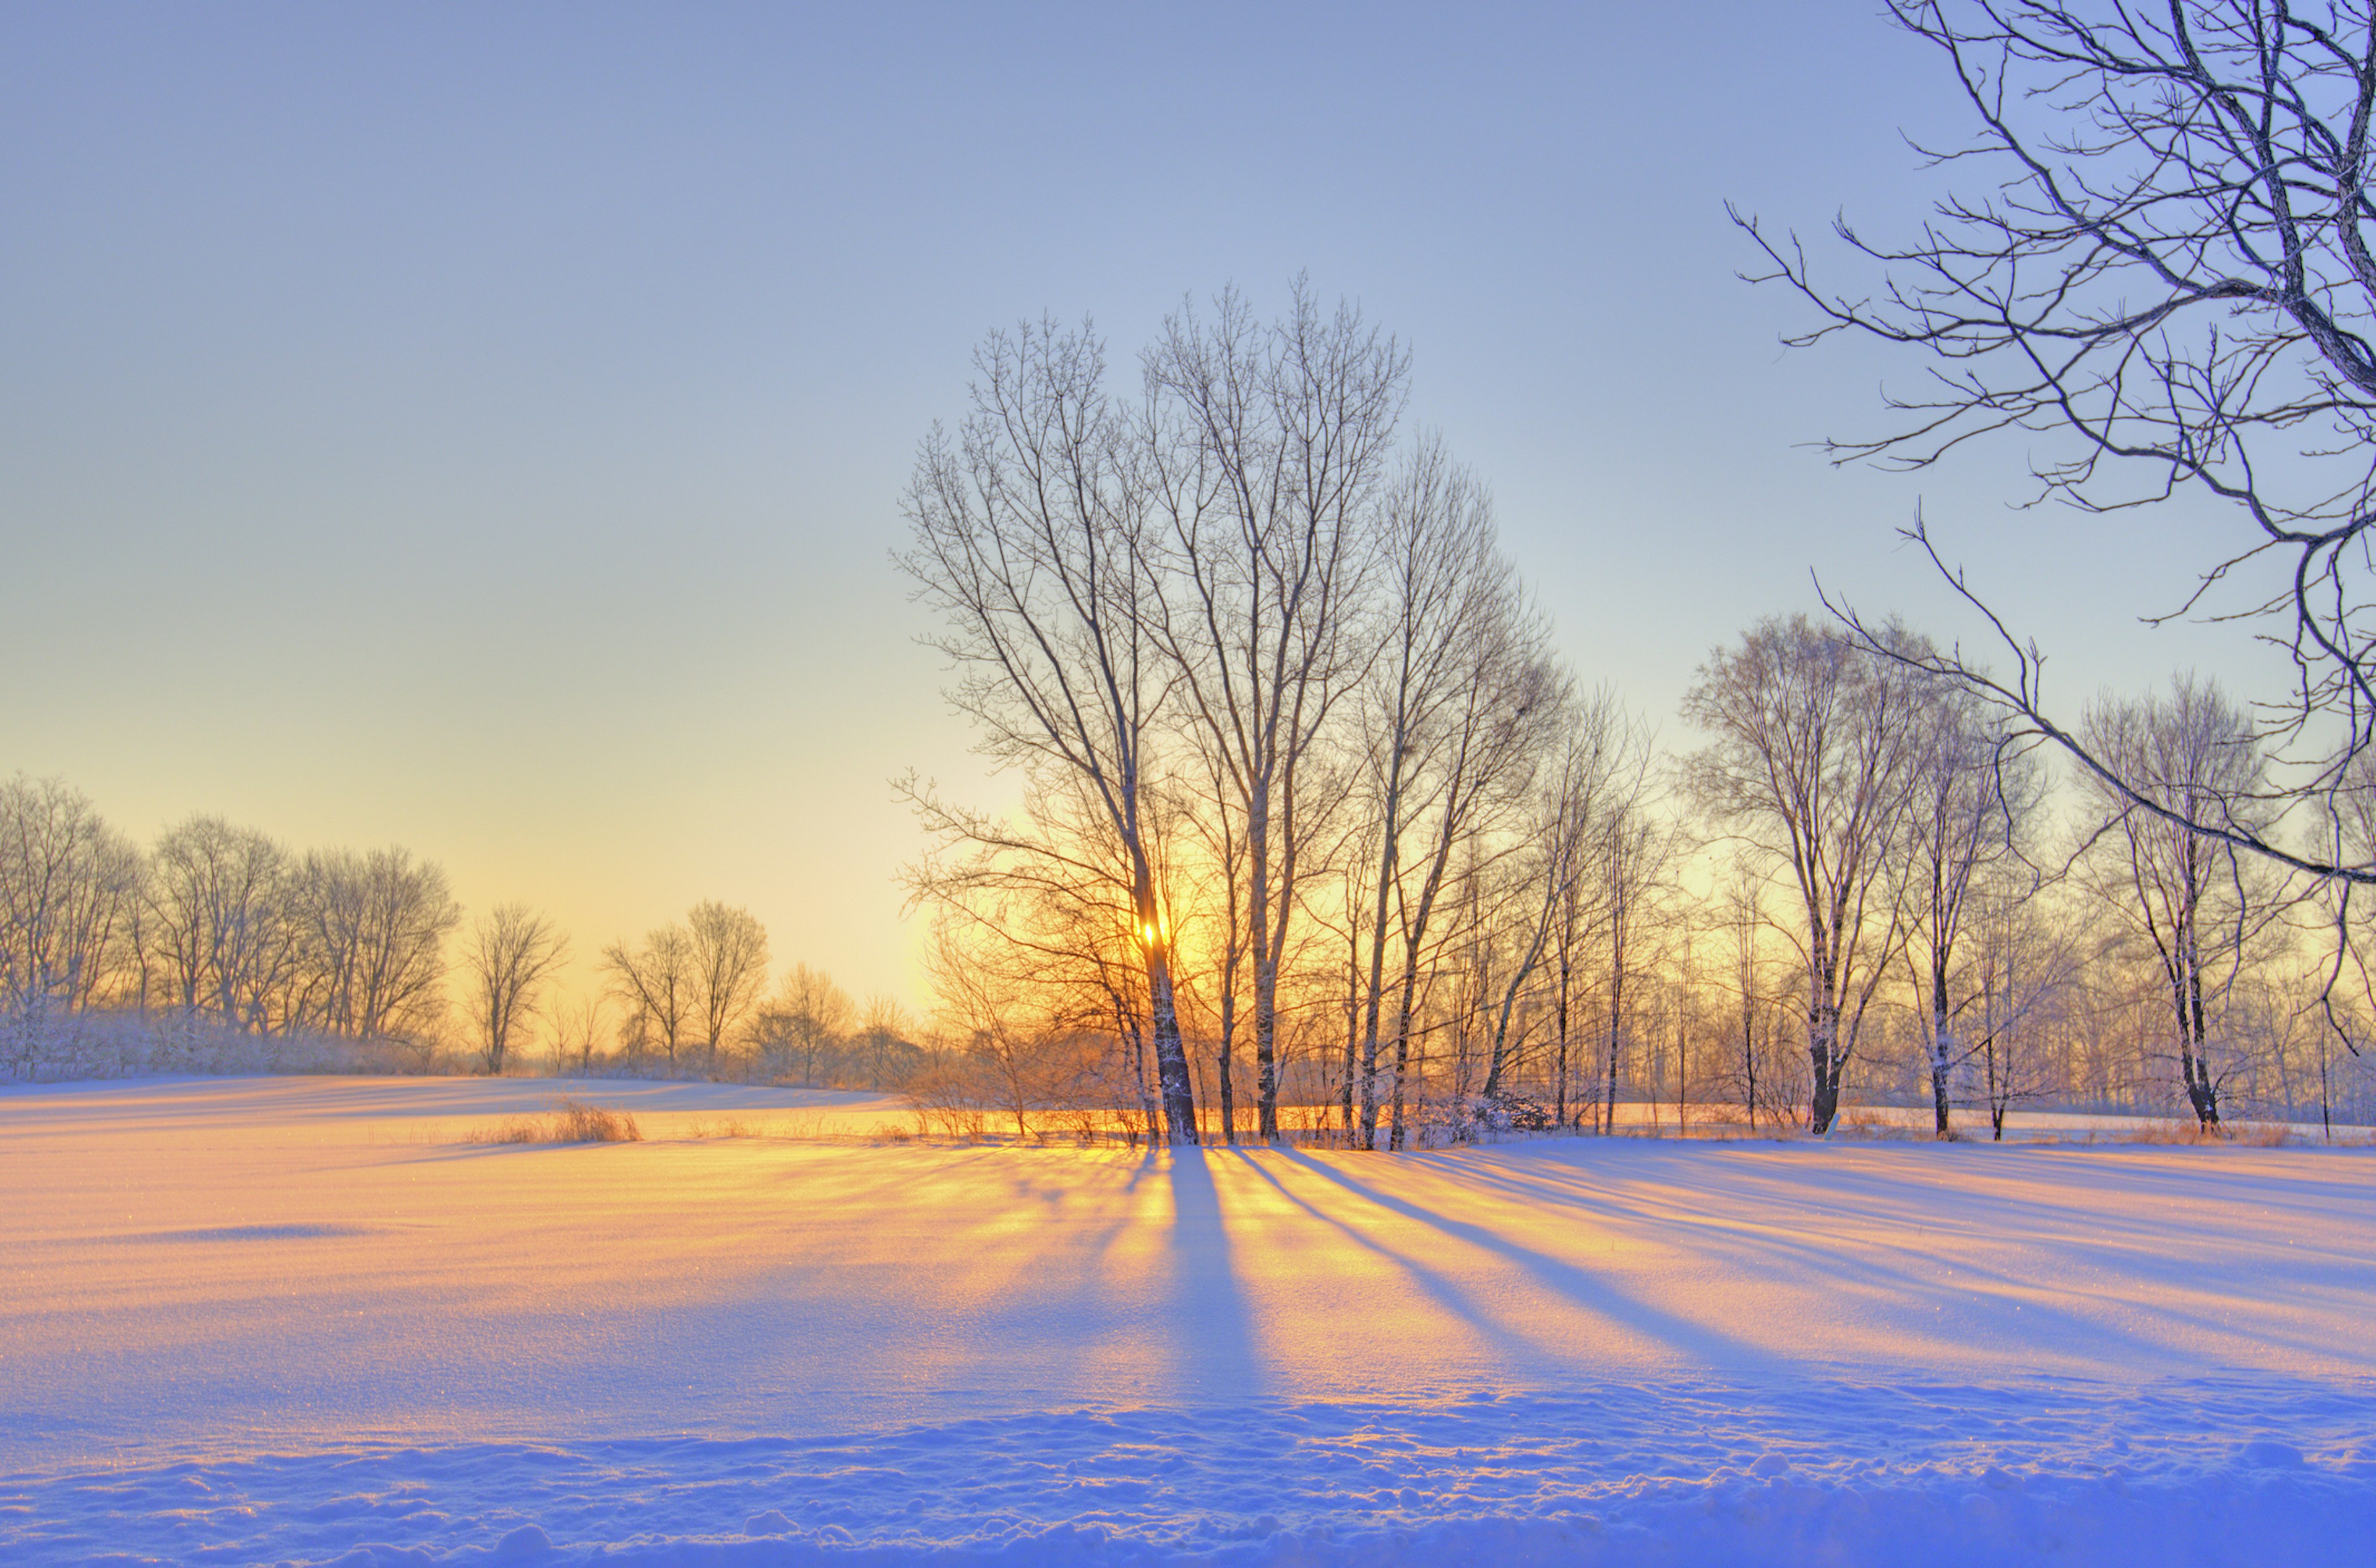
896, 285, 2376, 1147
0, 778, 910, 1087
0, 791, 462, 1074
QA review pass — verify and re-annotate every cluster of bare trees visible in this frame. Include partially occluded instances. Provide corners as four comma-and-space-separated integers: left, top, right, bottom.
1684, 621, 2361, 1137
0, 772, 912, 1087
600, 901, 767, 1070
1724, 1, 2376, 1133
900, 280, 2376, 1145
902, 286, 1711, 1148
0, 778, 143, 1055
0, 777, 904, 1085
0, 780, 466, 1071
745, 965, 921, 1089
590, 912, 923, 1087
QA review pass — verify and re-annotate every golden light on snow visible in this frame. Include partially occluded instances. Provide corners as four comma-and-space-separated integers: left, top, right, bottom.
4, 1075, 2370, 1451
7, 1076, 2369, 1561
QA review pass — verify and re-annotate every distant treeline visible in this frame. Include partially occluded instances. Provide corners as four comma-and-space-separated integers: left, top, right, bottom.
0, 775, 915, 1089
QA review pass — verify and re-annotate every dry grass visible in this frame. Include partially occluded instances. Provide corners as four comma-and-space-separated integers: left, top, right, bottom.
2109, 1118, 2375, 1147
1830, 1109, 1965, 1142
684, 1115, 763, 1139
474, 1098, 643, 1145
2120, 1118, 2301, 1147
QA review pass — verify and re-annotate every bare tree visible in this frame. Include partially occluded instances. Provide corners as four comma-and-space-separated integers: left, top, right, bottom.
1716, 871, 1788, 1129
1595, 754, 1674, 1134
142, 816, 296, 1032
898, 317, 1200, 1144
1482, 697, 1634, 1103
463, 904, 569, 1075
1544, 745, 1613, 1129
751, 963, 856, 1084
603, 923, 692, 1067
2075, 676, 2280, 1127
686, 900, 768, 1067
1967, 875, 2081, 1139
1148, 279, 1407, 1140
1737, 1, 2376, 892
1346, 441, 1522, 1139
553, 991, 609, 1075
1900, 684, 2045, 1134
1366, 577, 1567, 1150
1685, 616, 1928, 1134
855, 994, 915, 1087
1176, 741, 1251, 1142
924, 920, 1095, 1139
0, 777, 142, 1038
292, 848, 459, 1043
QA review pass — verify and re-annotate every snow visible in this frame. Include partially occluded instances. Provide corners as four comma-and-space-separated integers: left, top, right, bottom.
2, 1076, 2371, 1563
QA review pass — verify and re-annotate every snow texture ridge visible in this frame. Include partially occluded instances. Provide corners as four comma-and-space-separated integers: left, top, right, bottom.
8, 1383, 2373, 1564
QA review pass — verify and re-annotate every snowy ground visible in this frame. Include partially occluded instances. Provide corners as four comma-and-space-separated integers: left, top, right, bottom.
2, 1077, 2370, 1563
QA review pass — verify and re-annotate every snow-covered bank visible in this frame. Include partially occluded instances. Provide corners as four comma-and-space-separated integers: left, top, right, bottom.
2, 1077, 2370, 1563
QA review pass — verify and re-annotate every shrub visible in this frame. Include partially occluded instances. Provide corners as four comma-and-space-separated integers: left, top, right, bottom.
474, 1098, 642, 1145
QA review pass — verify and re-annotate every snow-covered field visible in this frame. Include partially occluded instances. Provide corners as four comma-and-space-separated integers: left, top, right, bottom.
2, 1077, 2370, 1564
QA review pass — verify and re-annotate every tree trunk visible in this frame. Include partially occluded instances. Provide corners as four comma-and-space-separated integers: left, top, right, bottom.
1357, 808, 1401, 1145
1553, 954, 1572, 1129
1340, 947, 1359, 1139
1807, 997, 1842, 1135
1147, 951, 1198, 1145
1601, 965, 1624, 1135
1130, 850, 1198, 1147
1128, 1014, 1158, 1144
1216, 1027, 1237, 1145
1381, 933, 1427, 1152
1929, 956, 1953, 1137
1480, 889, 1553, 1101
2176, 963, 2219, 1131
1248, 778, 1278, 1143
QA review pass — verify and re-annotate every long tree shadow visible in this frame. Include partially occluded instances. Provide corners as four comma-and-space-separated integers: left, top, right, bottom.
1280, 1150, 1770, 1374
1228, 1150, 1553, 1367
1427, 1147, 2359, 1364
1166, 1148, 1263, 1402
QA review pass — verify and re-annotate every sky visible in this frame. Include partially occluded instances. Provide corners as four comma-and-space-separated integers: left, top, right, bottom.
0, 2, 2290, 1019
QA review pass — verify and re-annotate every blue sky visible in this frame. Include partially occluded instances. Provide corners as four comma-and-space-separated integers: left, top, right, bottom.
0, 2, 2279, 1010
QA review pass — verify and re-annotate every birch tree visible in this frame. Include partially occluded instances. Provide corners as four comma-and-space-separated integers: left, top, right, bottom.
1480, 694, 1632, 1102
1900, 684, 2042, 1134
1346, 441, 1510, 1142
1595, 746, 1672, 1134
2075, 676, 2278, 1127
1966, 876, 2078, 1139
1685, 616, 1926, 1134
1367, 576, 1565, 1150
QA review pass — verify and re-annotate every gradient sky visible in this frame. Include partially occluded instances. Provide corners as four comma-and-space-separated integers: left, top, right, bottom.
1, 2, 2288, 1017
